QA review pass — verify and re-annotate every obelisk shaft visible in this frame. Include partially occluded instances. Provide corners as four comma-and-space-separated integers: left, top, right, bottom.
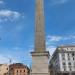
35, 0, 45, 52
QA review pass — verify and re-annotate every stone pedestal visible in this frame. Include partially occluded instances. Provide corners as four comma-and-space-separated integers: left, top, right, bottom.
31, 51, 50, 75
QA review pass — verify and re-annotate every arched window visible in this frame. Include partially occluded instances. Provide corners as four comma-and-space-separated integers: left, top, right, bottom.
17, 70, 18, 73
24, 70, 25, 72
20, 70, 22, 72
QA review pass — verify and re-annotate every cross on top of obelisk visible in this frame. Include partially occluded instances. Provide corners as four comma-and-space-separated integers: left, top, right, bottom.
35, 0, 46, 52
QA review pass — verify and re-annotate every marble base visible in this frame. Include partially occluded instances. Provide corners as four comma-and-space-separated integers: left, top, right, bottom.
31, 51, 50, 75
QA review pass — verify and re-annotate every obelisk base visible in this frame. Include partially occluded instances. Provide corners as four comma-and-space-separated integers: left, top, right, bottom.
31, 51, 50, 75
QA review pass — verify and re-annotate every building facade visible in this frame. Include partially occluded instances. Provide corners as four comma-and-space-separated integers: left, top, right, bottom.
9, 63, 30, 75
0, 64, 9, 75
49, 45, 75, 75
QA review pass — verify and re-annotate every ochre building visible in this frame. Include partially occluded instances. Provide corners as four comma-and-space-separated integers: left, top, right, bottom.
9, 63, 30, 75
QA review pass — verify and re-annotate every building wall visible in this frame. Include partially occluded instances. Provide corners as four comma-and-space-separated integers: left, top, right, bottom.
49, 46, 75, 75
59, 52, 75, 75
59, 50, 75, 72
9, 63, 30, 75
0, 64, 9, 75
14, 68, 28, 75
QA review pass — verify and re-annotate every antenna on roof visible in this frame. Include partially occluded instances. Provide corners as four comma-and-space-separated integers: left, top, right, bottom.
9, 58, 12, 65
10, 59, 11, 64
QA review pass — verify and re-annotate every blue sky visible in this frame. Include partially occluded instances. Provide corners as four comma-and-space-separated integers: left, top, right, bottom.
0, 0, 75, 66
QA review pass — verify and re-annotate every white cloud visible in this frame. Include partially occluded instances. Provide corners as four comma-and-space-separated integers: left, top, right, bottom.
50, 0, 70, 5
47, 35, 62, 42
47, 35, 75, 43
62, 35, 75, 40
0, 10, 22, 22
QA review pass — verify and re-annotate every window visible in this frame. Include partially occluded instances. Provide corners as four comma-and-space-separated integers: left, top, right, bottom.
69, 68, 71, 71
7, 68, 8, 70
62, 57, 65, 60
17, 70, 18, 73
68, 57, 70, 60
63, 62, 66, 65
24, 70, 25, 72
62, 53, 65, 56
68, 53, 69, 56
11, 68, 13, 70
72, 53, 74, 56
64, 68, 66, 71
20, 70, 22, 72
68, 62, 71, 65
73, 57, 74, 60
63, 66, 66, 71
16, 70, 18, 75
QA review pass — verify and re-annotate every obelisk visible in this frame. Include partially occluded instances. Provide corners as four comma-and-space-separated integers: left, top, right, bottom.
35, 0, 45, 52
31, 0, 50, 75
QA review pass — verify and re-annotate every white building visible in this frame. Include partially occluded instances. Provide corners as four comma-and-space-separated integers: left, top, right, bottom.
49, 45, 75, 75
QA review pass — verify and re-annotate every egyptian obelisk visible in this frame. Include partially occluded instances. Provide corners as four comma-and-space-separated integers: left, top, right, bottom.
31, 0, 50, 75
